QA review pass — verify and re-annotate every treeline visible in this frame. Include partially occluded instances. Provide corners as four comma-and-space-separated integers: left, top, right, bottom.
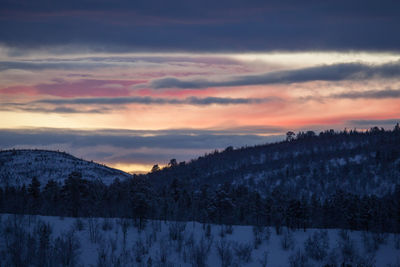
0, 172, 399, 233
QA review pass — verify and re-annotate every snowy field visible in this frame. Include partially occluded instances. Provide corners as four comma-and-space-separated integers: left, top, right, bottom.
0, 214, 399, 267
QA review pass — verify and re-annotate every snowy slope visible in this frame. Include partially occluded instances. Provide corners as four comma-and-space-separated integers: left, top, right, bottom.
0, 214, 399, 267
0, 149, 131, 186
147, 130, 400, 198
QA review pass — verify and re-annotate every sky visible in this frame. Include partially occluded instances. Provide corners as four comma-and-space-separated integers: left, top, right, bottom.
1, 0, 400, 173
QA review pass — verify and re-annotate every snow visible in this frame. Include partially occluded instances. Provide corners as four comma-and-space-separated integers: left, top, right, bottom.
0, 149, 131, 187
0, 213, 399, 266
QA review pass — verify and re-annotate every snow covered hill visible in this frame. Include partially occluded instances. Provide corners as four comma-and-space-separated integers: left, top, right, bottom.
146, 128, 400, 198
0, 149, 131, 186
0, 214, 399, 267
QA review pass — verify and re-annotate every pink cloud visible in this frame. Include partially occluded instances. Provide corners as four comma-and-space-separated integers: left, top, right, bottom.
136, 88, 219, 98
1, 79, 146, 98
0, 85, 38, 96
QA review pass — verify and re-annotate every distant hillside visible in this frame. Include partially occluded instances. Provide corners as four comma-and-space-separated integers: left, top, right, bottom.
0, 149, 131, 186
146, 125, 400, 198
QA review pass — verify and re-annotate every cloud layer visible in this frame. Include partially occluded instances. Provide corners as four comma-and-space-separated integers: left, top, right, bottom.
1, 0, 399, 52
149, 62, 400, 89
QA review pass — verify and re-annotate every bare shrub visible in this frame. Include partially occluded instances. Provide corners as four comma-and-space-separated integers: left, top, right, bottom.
168, 221, 186, 241
96, 244, 110, 267
258, 251, 269, 267
264, 227, 271, 241
88, 217, 101, 243
53, 230, 81, 267
253, 225, 264, 249
216, 238, 233, 267
157, 238, 169, 265
133, 238, 148, 263
118, 218, 130, 249
225, 224, 233, 235
233, 241, 253, 263
394, 234, 400, 250
289, 249, 312, 267
102, 218, 113, 231
281, 228, 295, 250
73, 218, 85, 231
219, 225, 225, 238
205, 224, 212, 239
108, 236, 118, 256
325, 248, 339, 267
372, 232, 388, 248
2, 216, 32, 267
304, 230, 329, 261
337, 233, 358, 266
338, 229, 350, 242
35, 220, 53, 266
362, 231, 382, 253
190, 237, 213, 267
355, 254, 376, 267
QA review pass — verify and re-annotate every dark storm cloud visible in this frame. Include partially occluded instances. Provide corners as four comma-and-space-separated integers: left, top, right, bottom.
0, 0, 399, 52
0, 128, 284, 150
149, 62, 400, 89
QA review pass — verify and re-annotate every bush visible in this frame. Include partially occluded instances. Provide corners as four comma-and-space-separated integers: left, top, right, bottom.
355, 254, 376, 267
372, 232, 388, 248
35, 220, 53, 266
118, 218, 130, 249
337, 233, 358, 266
281, 228, 295, 250
225, 224, 233, 235
88, 217, 101, 243
233, 242, 253, 263
102, 218, 113, 231
394, 234, 400, 250
53, 230, 80, 267
258, 251, 269, 267
289, 249, 312, 267
216, 239, 233, 267
304, 230, 329, 261
205, 224, 212, 239
265, 227, 271, 241
253, 225, 264, 249
133, 238, 148, 263
157, 238, 169, 265
325, 248, 339, 267
73, 218, 85, 231
168, 221, 186, 241
190, 237, 213, 267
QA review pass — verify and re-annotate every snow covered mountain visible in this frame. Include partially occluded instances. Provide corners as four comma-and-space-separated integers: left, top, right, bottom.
0, 149, 131, 186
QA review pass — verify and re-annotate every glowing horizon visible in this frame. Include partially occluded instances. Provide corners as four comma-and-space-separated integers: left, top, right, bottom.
1, 0, 400, 173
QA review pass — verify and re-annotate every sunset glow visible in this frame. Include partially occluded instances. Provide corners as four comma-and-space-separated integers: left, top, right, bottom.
1, 1, 400, 173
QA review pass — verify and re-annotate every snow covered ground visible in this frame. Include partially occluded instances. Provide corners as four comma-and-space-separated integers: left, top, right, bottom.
0, 214, 399, 266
